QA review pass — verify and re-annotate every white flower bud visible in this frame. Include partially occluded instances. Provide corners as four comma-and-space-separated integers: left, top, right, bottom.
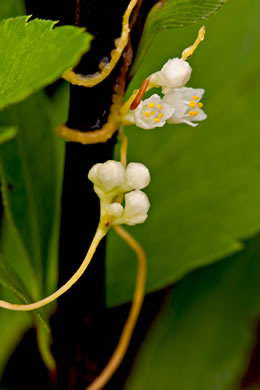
125, 163, 150, 190
106, 202, 124, 217
150, 58, 192, 94
88, 163, 102, 184
124, 190, 150, 216
115, 190, 150, 226
88, 160, 125, 193
98, 161, 125, 192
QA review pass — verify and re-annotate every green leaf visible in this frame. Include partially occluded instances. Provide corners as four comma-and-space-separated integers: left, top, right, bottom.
0, 126, 17, 144
0, 91, 63, 375
0, 91, 64, 299
132, 0, 226, 73
106, 0, 260, 306
0, 290, 31, 377
0, 16, 91, 110
0, 0, 25, 20
0, 260, 52, 377
126, 236, 260, 390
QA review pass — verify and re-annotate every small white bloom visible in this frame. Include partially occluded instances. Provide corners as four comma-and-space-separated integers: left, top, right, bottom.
116, 190, 150, 226
125, 163, 150, 190
88, 160, 151, 226
162, 87, 206, 127
105, 202, 124, 218
126, 94, 174, 130
149, 58, 192, 94
88, 160, 125, 193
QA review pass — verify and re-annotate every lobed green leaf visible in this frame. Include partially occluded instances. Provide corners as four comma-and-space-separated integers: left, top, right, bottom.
0, 16, 91, 110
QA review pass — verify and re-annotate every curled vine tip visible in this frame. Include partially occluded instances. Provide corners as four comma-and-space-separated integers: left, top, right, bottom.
182, 25, 206, 61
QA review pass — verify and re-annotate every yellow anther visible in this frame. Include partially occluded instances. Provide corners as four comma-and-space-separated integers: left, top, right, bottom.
189, 110, 199, 117
158, 113, 164, 119
157, 104, 163, 110
145, 111, 150, 117
188, 100, 196, 109
148, 103, 155, 108
150, 110, 155, 115
192, 96, 199, 100
181, 26, 205, 61
198, 102, 203, 108
153, 118, 160, 123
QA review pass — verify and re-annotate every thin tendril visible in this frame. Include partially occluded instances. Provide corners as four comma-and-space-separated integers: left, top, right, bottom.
86, 224, 146, 390
63, 0, 138, 88
0, 227, 106, 311
119, 128, 128, 167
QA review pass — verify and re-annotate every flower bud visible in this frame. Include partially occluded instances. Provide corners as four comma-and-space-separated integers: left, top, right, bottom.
150, 58, 192, 94
88, 160, 125, 193
106, 202, 124, 217
125, 163, 151, 190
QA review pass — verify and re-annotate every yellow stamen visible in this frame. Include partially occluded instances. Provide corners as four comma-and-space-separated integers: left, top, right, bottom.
198, 102, 203, 108
150, 110, 155, 115
192, 96, 199, 100
158, 113, 164, 119
145, 111, 150, 117
181, 26, 205, 61
153, 118, 160, 123
188, 100, 196, 109
148, 103, 155, 108
189, 110, 199, 117
157, 104, 163, 110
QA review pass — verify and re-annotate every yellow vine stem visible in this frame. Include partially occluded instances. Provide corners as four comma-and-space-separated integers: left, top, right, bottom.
0, 227, 107, 311
118, 128, 128, 168
56, 93, 122, 144
62, 0, 138, 88
86, 224, 147, 390
182, 26, 205, 60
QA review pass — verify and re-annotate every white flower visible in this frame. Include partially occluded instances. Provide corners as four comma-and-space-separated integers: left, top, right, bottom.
149, 58, 192, 94
126, 94, 174, 130
116, 190, 150, 226
88, 160, 151, 226
105, 202, 124, 218
88, 160, 125, 194
125, 163, 150, 190
162, 87, 206, 127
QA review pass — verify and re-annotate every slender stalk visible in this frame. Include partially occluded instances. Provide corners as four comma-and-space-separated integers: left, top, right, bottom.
0, 227, 106, 311
86, 224, 147, 390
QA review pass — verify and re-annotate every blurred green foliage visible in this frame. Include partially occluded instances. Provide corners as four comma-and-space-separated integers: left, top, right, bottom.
132, 0, 225, 73
126, 236, 260, 390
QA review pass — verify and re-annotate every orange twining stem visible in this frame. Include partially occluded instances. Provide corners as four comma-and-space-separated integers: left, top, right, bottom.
63, 0, 138, 88
130, 78, 149, 110
86, 225, 147, 390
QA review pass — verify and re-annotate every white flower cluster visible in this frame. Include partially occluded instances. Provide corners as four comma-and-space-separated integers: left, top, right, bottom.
125, 58, 206, 129
88, 160, 150, 226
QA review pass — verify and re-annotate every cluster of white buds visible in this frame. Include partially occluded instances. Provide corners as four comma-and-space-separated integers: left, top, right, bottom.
123, 28, 207, 129
88, 160, 151, 227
